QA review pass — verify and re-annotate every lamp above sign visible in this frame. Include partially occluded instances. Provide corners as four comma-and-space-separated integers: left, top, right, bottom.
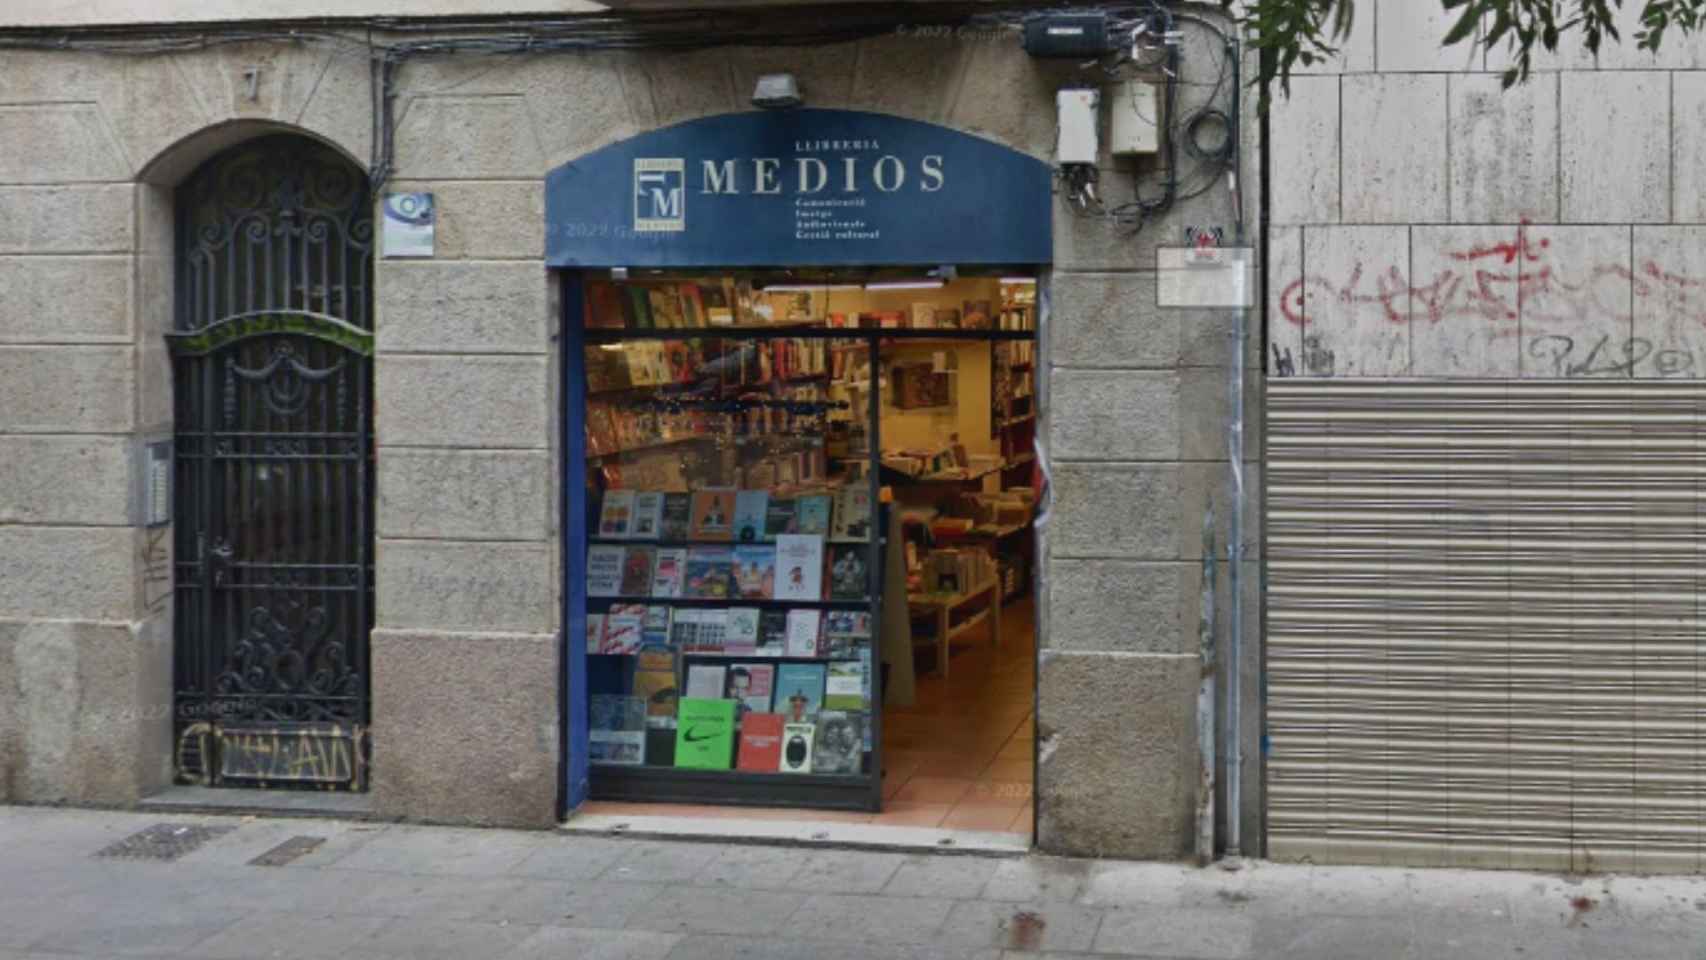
545, 109, 1053, 268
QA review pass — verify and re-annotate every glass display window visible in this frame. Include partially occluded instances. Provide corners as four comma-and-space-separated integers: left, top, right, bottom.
571, 270, 1038, 812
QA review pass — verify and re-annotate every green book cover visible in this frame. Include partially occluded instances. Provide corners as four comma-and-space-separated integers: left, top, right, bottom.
626, 285, 655, 329
673, 697, 736, 770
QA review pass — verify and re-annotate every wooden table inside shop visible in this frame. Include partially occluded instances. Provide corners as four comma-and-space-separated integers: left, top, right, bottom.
907, 576, 1000, 679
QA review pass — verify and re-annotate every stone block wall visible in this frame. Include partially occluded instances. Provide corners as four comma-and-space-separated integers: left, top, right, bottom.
1268, 0, 1706, 380
0, 16, 1263, 853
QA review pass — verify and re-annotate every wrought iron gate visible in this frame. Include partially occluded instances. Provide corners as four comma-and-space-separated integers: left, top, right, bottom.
168, 136, 374, 789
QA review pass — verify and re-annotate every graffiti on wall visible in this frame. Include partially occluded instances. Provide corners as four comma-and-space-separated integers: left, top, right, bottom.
1273, 225, 1706, 378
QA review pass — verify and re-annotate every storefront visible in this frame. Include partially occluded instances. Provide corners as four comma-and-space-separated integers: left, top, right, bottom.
547, 109, 1052, 824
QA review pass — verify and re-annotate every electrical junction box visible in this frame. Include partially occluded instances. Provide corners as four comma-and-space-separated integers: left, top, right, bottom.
1023, 13, 1113, 58
1109, 79, 1161, 156
1055, 88, 1100, 166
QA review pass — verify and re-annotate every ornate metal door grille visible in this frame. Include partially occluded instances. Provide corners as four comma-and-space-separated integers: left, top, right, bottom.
168, 136, 374, 789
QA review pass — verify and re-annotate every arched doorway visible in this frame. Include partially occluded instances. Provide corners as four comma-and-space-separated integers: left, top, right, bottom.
168, 134, 374, 790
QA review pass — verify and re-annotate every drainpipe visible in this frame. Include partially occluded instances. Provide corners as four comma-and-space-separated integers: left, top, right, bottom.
1196, 509, 1216, 866
1224, 33, 1248, 861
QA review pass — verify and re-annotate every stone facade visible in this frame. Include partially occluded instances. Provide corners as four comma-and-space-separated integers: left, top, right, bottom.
0, 9, 1260, 855
1269, 0, 1706, 381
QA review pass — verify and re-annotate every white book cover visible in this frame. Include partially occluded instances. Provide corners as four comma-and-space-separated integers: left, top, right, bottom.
780, 722, 815, 773
725, 607, 761, 655
650, 547, 687, 599
598, 489, 636, 539
586, 544, 625, 597
772, 534, 824, 601
685, 663, 727, 699
784, 609, 821, 658
630, 491, 665, 539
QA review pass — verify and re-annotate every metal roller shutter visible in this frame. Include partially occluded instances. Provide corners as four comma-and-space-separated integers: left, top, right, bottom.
1265, 380, 1705, 873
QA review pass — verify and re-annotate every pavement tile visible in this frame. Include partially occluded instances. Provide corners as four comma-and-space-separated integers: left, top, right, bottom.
934, 899, 1104, 953
360, 917, 538, 960
509, 835, 634, 881
323, 826, 538, 876
26, 915, 238, 958
345, 873, 522, 920
981, 857, 1090, 903
786, 893, 955, 944
602, 841, 724, 884
789, 850, 908, 893
664, 935, 1004, 960
185, 911, 393, 959
489, 879, 665, 928
1078, 862, 1187, 909
1258, 912, 1412, 960
693, 844, 809, 890
884, 856, 1003, 899
626, 885, 807, 936
510, 926, 682, 960
1092, 906, 1255, 958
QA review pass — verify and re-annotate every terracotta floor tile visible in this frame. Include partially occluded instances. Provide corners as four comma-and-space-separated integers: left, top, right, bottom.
1006, 805, 1034, 835
982, 759, 1032, 782
942, 803, 1026, 832
961, 781, 1030, 807
871, 801, 952, 827
893, 776, 974, 805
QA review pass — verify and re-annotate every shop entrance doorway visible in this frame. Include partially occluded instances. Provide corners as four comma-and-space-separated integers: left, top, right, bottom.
564, 270, 1040, 839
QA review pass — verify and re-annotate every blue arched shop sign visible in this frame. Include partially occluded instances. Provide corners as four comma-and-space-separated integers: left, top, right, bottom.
545, 109, 1053, 267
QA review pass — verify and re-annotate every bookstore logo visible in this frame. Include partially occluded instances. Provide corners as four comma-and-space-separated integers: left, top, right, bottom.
633, 158, 686, 232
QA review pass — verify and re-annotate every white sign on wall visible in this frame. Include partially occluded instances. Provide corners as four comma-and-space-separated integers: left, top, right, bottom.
382, 192, 436, 259
1157, 244, 1255, 309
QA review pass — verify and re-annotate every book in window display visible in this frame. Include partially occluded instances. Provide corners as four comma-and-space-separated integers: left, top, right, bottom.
673, 608, 729, 654
764, 497, 798, 538
773, 534, 824, 601
811, 711, 865, 774
822, 611, 872, 658
724, 607, 761, 655
774, 662, 826, 722
830, 486, 872, 542
684, 546, 734, 599
756, 609, 788, 657
700, 282, 734, 326
690, 490, 737, 541
597, 604, 645, 655
828, 543, 868, 601
589, 695, 647, 766
732, 490, 769, 543
674, 697, 736, 770
634, 651, 679, 727
732, 545, 775, 600
736, 713, 785, 771
824, 659, 866, 711
630, 491, 664, 538
779, 722, 815, 773
681, 283, 707, 327
620, 546, 656, 597
650, 547, 686, 598
784, 609, 821, 658
586, 279, 628, 329
586, 544, 625, 597
725, 662, 774, 721
640, 604, 673, 650
598, 489, 635, 538
659, 493, 692, 541
684, 663, 727, 700
794, 494, 831, 536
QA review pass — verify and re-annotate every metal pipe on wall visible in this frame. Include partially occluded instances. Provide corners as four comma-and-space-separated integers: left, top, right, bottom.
1224, 31, 1247, 861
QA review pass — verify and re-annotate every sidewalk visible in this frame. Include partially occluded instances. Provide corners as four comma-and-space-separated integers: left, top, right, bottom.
2, 806, 1703, 960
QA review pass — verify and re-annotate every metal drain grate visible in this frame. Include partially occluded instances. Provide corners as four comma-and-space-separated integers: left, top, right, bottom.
94, 823, 236, 861
249, 836, 325, 867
